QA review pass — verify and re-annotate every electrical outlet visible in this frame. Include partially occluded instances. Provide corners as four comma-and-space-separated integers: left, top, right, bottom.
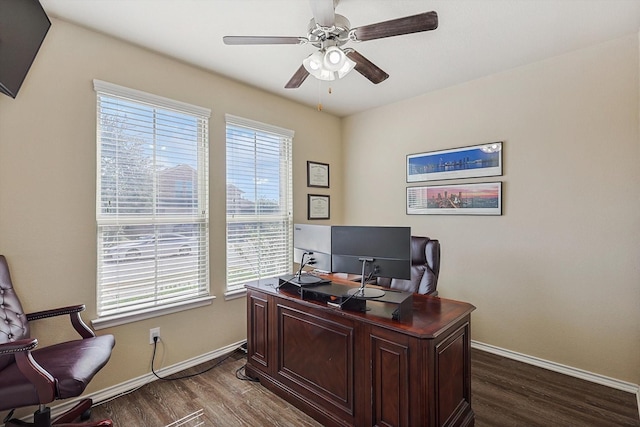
149, 327, 160, 344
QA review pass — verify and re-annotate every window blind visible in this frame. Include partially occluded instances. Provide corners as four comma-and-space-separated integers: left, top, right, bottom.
225, 114, 293, 293
94, 80, 210, 318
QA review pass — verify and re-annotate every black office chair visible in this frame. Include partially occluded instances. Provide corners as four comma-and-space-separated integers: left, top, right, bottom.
0, 255, 115, 427
376, 236, 440, 295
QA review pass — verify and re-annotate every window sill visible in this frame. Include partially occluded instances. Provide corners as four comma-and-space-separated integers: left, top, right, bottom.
223, 288, 247, 301
91, 296, 216, 330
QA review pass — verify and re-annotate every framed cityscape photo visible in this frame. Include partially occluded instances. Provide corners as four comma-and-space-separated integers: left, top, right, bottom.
307, 161, 330, 188
307, 194, 330, 220
407, 182, 502, 215
407, 142, 502, 182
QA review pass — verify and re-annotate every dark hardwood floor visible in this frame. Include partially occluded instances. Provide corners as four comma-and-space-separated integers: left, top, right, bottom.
471, 349, 638, 427
90, 348, 639, 427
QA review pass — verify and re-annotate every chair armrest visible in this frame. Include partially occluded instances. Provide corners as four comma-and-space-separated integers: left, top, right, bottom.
0, 339, 56, 404
15, 343, 56, 404
0, 338, 38, 355
26, 304, 96, 339
26, 304, 85, 321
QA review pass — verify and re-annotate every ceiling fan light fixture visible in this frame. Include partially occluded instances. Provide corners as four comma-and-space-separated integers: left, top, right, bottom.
303, 50, 324, 72
323, 46, 345, 71
339, 55, 356, 75
320, 70, 338, 80
303, 51, 336, 80
303, 47, 355, 81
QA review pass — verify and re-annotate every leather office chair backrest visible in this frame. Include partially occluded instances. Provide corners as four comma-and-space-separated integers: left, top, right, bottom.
376, 236, 440, 295
0, 258, 30, 371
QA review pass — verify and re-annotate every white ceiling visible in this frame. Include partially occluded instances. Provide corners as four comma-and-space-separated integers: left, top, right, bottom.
40, 0, 640, 117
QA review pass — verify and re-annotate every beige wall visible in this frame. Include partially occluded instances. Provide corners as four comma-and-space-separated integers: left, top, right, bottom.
342, 34, 640, 384
0, 16, 342, 405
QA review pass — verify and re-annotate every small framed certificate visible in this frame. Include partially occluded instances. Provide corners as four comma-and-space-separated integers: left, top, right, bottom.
307, 194, 330, 220
307, 161, 330, 188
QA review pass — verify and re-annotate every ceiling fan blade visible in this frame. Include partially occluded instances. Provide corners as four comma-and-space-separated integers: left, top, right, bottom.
309, 0, 337, 27
285, 65, 310, 89
345, 49, 389, 84
352, 11, 438, 42
223, 36, 306, 45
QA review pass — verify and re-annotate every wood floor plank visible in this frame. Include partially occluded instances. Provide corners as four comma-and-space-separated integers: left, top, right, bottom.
89, 348, 639, 426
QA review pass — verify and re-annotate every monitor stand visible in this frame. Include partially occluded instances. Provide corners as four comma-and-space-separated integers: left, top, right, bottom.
280, 250, 330, 288
346, 257, 385, 299
278, 273, 329, 288
294, 274, 327, 286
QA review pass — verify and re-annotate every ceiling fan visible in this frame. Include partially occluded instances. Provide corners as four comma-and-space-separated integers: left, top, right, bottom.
223, 0, 438, 89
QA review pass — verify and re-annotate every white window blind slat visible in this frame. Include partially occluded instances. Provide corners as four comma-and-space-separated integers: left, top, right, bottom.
95, 81, 210, 318
225, 115, 293, 292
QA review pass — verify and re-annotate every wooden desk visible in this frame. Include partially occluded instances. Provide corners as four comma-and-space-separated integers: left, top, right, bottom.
245, 277, 476, 427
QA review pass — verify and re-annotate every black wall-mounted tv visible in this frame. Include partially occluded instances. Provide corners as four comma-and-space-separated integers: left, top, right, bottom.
0, 0, 51, 98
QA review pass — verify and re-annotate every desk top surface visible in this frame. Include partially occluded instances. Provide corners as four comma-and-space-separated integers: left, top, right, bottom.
245, 276, 475, 339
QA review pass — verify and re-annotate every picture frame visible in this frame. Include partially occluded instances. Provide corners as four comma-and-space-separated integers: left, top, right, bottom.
407, 182, 502, 215
307, 161, 330, 188
307, 194, 330, 220
407, 142, 503, 182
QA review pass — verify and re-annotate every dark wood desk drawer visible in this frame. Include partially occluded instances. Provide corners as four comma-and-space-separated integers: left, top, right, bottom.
275, 299, 356, 420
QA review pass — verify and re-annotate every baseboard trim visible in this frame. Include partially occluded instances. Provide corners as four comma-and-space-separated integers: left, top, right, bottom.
471, 340, 640, 397
45, 340, 246, 422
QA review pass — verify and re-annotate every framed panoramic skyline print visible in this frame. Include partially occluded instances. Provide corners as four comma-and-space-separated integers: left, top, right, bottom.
407, 182, 502, 215
406, 142, 502, 182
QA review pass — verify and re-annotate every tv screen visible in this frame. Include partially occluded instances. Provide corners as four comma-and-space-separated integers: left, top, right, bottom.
0, 0, 51, 98
331, 226, 411, 280
293, 224, 331, 273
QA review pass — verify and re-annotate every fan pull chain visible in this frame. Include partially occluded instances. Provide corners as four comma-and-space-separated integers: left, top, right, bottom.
316, 82, 334, 112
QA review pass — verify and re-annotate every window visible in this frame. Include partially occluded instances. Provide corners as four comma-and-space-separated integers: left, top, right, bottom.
225, 114, 294, 295
94, 80, 210, 326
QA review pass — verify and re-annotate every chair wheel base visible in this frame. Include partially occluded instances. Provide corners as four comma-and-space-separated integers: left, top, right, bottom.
4, 399, 113, 427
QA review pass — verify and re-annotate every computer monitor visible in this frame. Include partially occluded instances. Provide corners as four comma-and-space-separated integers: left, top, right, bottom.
283, 224, 332, 286
293, 224, 332, 272
331, 226, 411, 298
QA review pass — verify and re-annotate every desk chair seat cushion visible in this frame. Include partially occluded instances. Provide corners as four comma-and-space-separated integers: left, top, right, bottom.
0, 334, 115, 410
376, 236, 440, 295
